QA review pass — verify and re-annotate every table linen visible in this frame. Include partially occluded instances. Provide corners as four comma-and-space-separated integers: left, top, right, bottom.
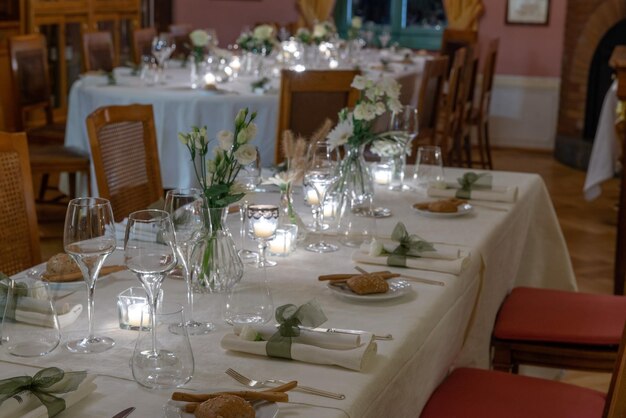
1, 168, 576, 417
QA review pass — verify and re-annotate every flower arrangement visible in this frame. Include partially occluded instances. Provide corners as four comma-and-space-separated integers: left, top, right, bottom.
236, 24, 277, 55
295, 27, 312, 45
189, 29, 210, 63
347, 16, 363, 40
312, 21, 336, 44
326, 74, 402, 151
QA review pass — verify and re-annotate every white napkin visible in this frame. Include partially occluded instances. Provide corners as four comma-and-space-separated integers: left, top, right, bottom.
427, 185, 518, 203
221, 328, 377, 371
15, 303, 83, 328
0, 374, 97, 418
352, 245, 469, 275
360, 240, 460, 260
233, 324, 364, 350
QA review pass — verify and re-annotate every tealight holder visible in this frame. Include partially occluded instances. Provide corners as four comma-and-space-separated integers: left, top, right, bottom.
268, 224, 298, 256
247, 204, 279, 267
372, 160, 394, 186
118, 287, 162, 331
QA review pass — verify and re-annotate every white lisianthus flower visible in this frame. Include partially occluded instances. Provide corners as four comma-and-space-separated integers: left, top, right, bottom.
189, 29, 209, 47
387, 97, 403, 114
234, 143, 258, 165
241, 123, 257, 143
326, 118, 354, 150
206, 159, 216, 174
217, 130, 234, 150
239, 325, 262, 341
235, 109, 247, 125
192, 131, 205, 149
380, 76, 400, 99
230, 182, 248, 194
253, 24, 274, 41
178, 132, 188, 145
375, 101, 386, 116
351, 75, 369, 90
369, 239, 384, 256
352, 16, 363, 29
313, 23, 327, 38
353, 102, 377, 121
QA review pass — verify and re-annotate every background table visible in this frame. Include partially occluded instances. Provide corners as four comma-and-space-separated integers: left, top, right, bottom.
1, 168, 576, 417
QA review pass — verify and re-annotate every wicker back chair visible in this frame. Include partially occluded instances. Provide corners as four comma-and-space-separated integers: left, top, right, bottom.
0, 132, 41, 275
276, 69, 360, 164
82, 31, 116, 73
437, 47, 467, 165
132, 27, 157, 65
86, 104, 163, 222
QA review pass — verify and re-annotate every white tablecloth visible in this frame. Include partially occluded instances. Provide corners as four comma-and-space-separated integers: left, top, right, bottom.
584, 80, 621, 200
1, 168, 576, 417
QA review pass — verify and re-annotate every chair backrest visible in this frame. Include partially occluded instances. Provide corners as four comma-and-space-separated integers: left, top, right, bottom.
605, 321, 626, 417
276, 69, 360, 164
440, 28, 478, 74
132, 27, 157, 65
83, 31, 116, 73
0, 132, 41, 275
168, 23, 192, 59
438, 47, 467, 163
86, 104, 163, 222
477, 38, 499, 121
8, 34, 54, 130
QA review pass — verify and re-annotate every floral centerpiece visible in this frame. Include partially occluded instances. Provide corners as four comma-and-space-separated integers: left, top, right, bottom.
311, 21, 336, 44
295, 27, 312, 45
189, 29, 210, 63
236, 24, 277, 55
326, 74, 402, 210
347, 16, 363, 40
178, 108, 258, 291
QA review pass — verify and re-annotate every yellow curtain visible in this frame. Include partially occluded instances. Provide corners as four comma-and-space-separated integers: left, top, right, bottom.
444, 0, 484, 30
297, 0, 336, 29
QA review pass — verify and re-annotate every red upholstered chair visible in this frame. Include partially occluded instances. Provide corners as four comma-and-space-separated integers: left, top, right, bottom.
420, 321, 626, 418
492, 287, 626, 373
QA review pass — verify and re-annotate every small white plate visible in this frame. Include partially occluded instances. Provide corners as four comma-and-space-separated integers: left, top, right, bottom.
327, 278, 412, 301
412, 203, 473, 218
164, 398, 278, 418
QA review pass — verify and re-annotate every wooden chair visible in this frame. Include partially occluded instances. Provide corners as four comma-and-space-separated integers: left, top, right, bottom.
0, 132, 41, 276
466, 38, 499, 170
9, 34, 91, 201
275, 69, 360, 164
440, 28, 478, 74
82, 31, 117, 73
491, 287, 626, 374
132, 27, 157, 65
86, 104, 163, 222
168, 23, 192, 59
407, 56, 448, 164
421, 320, 626, 418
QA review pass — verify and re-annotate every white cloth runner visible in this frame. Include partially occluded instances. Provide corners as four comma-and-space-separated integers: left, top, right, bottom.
352, 245, 469, 275
0, 374, 97, 418
221, 328, 377, 371
427, 185, 518, 203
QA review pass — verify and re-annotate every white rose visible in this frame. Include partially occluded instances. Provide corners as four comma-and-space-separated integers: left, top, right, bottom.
387, 97, 403, 114
217, 130, 234, 150
253, 24, 274, 41
234, 143, 257, 165
239, 325, 261, 341
375, 101, 386, 116
351, 75, 369, 90
380, 76, 400, 99
353, 102, 376, 121
369, 239, 384, 256
352, 16, 363, 29
313, 23, 327, 38
189, 29, 209, 47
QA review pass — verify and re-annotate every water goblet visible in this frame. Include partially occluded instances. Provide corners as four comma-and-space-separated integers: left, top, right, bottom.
124, 210, 178, 388
237, 148, 262, 264
388, 105, 419, 191
64, 197, 116, 354
379, 28, 392, 49
165, 188, 214, 335
151, 34, 176, 84
413, 145, 444, 191
247, 204, 279, 268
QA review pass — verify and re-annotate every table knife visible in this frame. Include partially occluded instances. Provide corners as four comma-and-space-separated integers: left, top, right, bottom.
301, 326, 393, 340
111, 407, 135, 418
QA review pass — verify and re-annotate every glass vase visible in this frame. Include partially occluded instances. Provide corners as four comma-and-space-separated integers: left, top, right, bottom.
334, 143, 374, 214
192, 207, 244, 294
278, 183, 307, 243
190, 56, 205, 89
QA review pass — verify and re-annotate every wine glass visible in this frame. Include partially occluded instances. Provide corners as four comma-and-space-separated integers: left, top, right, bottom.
388, 105, 419, 191
237, 148, 261, 264
165, 188, 214, 335
63, 197, 116, 353
247, 204, 279, 267
151, 34, 176, 84
124, 210, 178, 387
379, 27, 392, 49
304, 142, 338, 253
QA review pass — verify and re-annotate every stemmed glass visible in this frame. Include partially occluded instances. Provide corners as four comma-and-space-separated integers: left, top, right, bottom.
237, 148, 262, 264
124, 210, 178, 386
247, 204, 279, 267
151, 34, 176, 84
388, 105, 419, 191
165, 189, 213, 335
64, 197, 116, 353
379, 27, 392, 49
304, 142, 338, 253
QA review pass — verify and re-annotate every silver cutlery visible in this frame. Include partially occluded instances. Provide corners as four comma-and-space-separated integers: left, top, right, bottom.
225, 368, 346, 400
355, 266, 445, 287
111, 407, 135, 418
301, 325, 393, 341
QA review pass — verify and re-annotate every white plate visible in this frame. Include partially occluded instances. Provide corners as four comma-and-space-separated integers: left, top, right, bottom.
327, 278, 412, 301
20, 266, 113, 291
163, 398, 278, 418
412, 203, 473, 218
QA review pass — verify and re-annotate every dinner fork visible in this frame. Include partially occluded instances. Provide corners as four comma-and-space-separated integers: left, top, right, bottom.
225, 368, 346, 400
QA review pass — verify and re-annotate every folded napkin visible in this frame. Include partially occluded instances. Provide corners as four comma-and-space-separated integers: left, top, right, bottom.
428, 172, 518, 203
233, 324, 365, 350
221, 331, 376, 372
0, 368, 97, 418
14, 303, 83, 329
351, 223, 469, 275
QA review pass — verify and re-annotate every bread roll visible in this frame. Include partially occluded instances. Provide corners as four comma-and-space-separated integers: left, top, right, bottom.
347, 275, 389, 295
46, 253, 79, 275
194, 394, 255, 418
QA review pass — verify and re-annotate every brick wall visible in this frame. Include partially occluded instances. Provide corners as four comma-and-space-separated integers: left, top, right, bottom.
558, 0, 626, 136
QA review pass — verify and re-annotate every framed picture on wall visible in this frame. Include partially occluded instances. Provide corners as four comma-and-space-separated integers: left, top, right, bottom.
506, 0, 550, 25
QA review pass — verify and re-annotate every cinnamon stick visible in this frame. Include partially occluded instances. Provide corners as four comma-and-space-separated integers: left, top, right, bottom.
172, 390, 289, 403
42, 265, 126, 283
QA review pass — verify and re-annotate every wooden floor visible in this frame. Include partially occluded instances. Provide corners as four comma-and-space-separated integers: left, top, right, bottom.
34, 147, 620, 392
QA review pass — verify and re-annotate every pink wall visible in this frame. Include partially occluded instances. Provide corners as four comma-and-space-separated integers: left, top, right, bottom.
173, 0, 299, 47
478, 0, 566, 77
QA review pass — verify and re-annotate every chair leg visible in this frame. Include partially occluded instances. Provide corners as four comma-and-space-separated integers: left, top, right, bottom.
69, 173, 77, 199
463, 130, 473, 168
475, 121, 487, 169
492, 342, 514, 373
38, 173, 49, 201
484, 120, 494, 170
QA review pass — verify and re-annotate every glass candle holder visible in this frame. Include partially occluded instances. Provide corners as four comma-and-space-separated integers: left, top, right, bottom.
372, 160, 394, 186
117, 287, 162, 330
268, 224, 298, 256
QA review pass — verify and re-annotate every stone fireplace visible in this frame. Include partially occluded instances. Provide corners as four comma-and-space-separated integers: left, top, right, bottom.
555, 0, 626, 169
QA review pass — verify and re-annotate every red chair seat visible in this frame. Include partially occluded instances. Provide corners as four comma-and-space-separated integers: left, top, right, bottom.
421, 367, 606, 418
494, 287, 626, 345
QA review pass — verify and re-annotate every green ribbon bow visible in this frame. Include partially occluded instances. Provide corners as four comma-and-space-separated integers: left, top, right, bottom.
387, 222, 436, 267
0, 367, 87, 417
455, 172, 493, 199
266, 300, 327, 359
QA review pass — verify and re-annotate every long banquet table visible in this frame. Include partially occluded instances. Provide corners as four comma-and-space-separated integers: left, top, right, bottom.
1, 168, 576, 417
